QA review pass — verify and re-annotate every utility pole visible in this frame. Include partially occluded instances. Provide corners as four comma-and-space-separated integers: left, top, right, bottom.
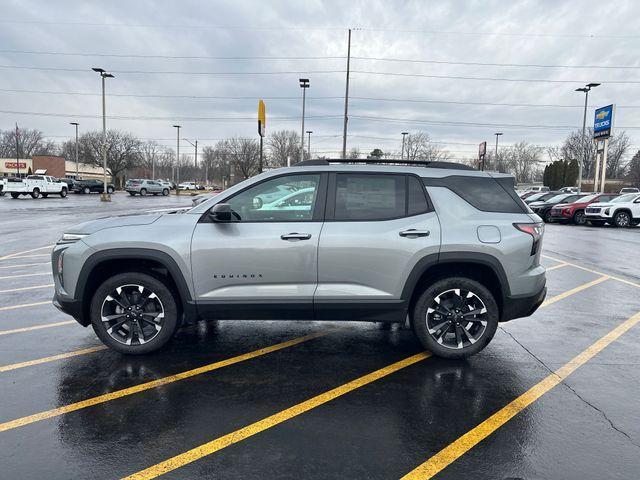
341, 28, 352, 159
493, 132, 503, 171
70, 122, 79, 179
575, 83, 600, 192
299, 78, 309, 163
92, 68, 114, 202
401, 132, 409, 160
15, 123, 20, 177
306, 130, 313, 159
185, 139, 198, 186
173, 125, 181, 190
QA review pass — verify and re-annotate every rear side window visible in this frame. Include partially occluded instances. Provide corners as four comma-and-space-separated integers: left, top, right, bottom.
423, 176, 527, 213
407, 175, 430, 216
335, 174, 405, 220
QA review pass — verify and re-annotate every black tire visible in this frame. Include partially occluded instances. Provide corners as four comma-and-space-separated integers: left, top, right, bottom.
573, 209, 586, 225
140, 188, 147, 196
60, 188, 67, 198
162, 188, 169, 196
10, 193, 19, 199
83, 187, 91, 194
107, 187, 114, 194
412, 277, 499, 359
613, 210, 632, 228
31, 188, 41, 199
90, 272, 179, 354
543, 209, 553, 223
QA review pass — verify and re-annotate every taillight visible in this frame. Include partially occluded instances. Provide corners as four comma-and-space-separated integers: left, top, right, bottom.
514, 222, 544, 255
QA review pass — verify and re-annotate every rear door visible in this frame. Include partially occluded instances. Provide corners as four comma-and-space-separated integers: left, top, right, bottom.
315, 173, 441, 321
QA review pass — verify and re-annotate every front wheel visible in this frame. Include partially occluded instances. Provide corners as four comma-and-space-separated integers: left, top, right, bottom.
107, 187, 114, 194
10, 193, 19, 199
573, 209, 586, 225
31, 188, 41, 199
60, 188, 67, 198
90, 272, 179, 354
412, 277, 499, 359
162, 188, 169, 196
83, 187, 91, 194
613, 211, 631, 228
543, 210, 553, 223
140, 188, 147, 196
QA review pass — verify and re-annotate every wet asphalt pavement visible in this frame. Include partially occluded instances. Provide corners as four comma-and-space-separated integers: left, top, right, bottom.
0, 192, 639, 479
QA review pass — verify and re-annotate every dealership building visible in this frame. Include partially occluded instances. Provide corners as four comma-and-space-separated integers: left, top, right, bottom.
0, 156, 106, 180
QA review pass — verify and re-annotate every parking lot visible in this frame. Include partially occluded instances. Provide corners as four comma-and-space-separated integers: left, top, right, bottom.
1, 193, 639, 480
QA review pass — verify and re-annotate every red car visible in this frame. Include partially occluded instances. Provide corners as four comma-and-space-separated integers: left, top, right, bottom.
548, 193, 619, 225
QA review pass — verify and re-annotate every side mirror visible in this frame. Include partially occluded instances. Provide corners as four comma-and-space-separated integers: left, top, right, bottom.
209, 203, 233, 222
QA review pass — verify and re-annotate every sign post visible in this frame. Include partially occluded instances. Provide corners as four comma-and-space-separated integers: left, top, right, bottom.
478, 141, 487, 171
258, 100, 266, 173
593, 104, 614, 192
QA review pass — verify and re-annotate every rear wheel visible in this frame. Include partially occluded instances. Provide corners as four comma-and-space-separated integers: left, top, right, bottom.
10, 193, 19, 199
573, 209, 586, 225
140, 188, 147, 196
162, 188, 169, 196
613, 211, 631, 228
31, 188, 41, 199
412, 277, 499, 359
90, 272, 179, 354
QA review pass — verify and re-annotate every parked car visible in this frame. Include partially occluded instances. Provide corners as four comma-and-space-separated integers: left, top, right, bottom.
620, 187, 639, 194
519, 191, 540, 200
126, 179, 170, 196
548, 193, 618, 225
585, 192, 640, 227
524, 191, 559, 205
4, 175, 68, 199
158, 180, 174, 191
72, 179, 115, 194
178, 181, 198, 191
558, 186, 578, 193
52, 160, 546, 359
529, 193, 587, 222
522, 185, 549, 193
252, 183, 300, 207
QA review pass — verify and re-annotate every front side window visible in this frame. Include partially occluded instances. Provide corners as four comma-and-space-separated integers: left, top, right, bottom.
225, 174, 320, 222
334, 174, 406, 220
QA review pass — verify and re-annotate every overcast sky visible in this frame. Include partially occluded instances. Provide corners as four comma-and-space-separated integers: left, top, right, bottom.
1, 0, 639, 161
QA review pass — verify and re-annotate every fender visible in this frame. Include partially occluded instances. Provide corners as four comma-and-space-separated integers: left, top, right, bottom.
75, 248, 195, 317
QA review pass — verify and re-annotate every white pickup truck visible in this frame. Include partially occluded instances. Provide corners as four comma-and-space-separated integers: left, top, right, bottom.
4, 174, 69, 199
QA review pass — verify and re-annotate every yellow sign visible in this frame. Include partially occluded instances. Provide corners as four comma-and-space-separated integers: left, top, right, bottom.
258, 100, 266, 137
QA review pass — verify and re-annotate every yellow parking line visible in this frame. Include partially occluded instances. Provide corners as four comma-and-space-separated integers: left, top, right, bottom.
0, 321, 75, 336
545, 262, 568, 271
0, 346, 108, 373
123, 352, 431, 480
0, 272, 50, 280
399, 309, 640, 480
542, 254, 640, 290
0, 331, 328, 433
0, 262, 49, 270
541, 275, 609, 308
0, 301, 51, 312
0, 284, 54, 294
0, 245, 53, 261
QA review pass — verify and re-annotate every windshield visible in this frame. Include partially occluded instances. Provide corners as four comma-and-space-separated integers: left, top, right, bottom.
611, 193, 638, 203
575, 194, 597, 203
527, 193, 545, 201
544, 194, 569, 203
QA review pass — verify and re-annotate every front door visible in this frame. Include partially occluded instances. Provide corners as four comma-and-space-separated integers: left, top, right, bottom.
190, 172, 327, 320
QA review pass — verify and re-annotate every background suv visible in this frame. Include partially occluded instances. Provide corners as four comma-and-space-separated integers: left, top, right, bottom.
72, 179, 115, 194
125, 179, 170, 196
549, 193, 618, 225
529, 193, 586, 222
52, 160, 546, 359
585, 192, 640, 227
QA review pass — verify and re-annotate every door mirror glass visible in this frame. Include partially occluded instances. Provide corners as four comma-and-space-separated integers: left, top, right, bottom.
210, 203, 233, 222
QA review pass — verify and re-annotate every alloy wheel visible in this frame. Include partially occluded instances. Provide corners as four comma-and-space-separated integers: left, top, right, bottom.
425, 288, 488, 350
100, 284, 165, 346
615, 212, 630, 227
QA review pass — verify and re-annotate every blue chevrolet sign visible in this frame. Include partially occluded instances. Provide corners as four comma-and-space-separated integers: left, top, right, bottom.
593, 104, 614, 139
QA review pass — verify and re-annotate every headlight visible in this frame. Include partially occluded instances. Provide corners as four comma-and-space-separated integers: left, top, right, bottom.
57, 233, 88, 245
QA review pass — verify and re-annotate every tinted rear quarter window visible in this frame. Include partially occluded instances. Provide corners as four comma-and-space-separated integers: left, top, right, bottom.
335, 174, 406, 220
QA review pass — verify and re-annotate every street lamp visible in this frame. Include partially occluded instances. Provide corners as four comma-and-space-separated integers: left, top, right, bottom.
70, 122, 79, 180
92, 68, 114, 202
299, 78, 310, 163
575, 83, 600, 192
185, 138, 198, 186
173, 125, 181, 189
401, 132, 409, 159
493, 132, 503, 170
306, 130, 313, 159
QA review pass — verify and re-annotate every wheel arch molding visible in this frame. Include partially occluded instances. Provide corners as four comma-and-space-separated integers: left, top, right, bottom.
75, 248, 195, 325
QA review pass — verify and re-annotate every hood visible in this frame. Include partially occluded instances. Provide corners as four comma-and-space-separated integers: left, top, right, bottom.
528, 201, 547, 208
67, 213, 163, 235
553, 203, 572, 209
587, 202, 610, 208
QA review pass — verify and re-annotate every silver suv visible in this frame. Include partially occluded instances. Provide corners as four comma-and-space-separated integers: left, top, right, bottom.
125, 179, 170, 196
52, 160, 546, 358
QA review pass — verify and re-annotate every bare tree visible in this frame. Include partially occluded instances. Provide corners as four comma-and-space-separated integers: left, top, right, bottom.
267, 130, 301, 167
626, 150, 640, 185
505, 141, 542, 183
403, 131, 451, 162
347, 147, 360, 159
221, 137, 260, 181
558, 128, 629, 179
140, 141, 164, 172
79, 130, 142, 184
0, 127, 57, 158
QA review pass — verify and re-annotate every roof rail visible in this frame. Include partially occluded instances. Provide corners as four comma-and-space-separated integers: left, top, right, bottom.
294, 158, 476, 171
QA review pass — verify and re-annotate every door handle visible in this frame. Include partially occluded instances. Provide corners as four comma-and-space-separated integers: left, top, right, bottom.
281, 232, 312, 241
399, 229, 430, 238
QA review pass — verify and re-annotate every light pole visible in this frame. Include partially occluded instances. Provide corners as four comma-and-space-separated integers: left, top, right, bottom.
299, 78, 309, 163
92, 68, 114, 202
575, 83, 600, 192
401, 132, 409, 159
306, 130, 313, 159
185, 138, 198, 186
173, 125, 181, 191
70, 122, 79, 180
493, 132, 503, 170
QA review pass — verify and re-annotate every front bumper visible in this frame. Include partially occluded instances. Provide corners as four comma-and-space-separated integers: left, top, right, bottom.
52, 294, 88, 326
501, 285, 547, 322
